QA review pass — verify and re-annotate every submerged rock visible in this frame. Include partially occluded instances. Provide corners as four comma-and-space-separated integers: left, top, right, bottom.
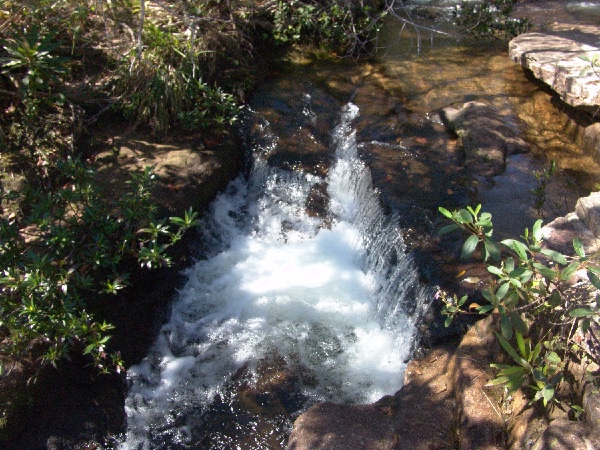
440, 101, 529, 177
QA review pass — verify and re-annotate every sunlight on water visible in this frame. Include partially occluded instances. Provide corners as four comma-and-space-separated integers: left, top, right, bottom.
120, 103, 429, 449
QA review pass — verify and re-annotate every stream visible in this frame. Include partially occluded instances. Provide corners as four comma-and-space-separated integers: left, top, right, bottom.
119, 1, 600, 449
120, 100, 432, 448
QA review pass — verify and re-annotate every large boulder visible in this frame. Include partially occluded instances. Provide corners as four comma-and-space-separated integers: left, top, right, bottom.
509, 25, 600, 109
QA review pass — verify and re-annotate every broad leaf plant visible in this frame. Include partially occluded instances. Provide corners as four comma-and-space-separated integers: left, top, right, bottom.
438, 205, 599, 409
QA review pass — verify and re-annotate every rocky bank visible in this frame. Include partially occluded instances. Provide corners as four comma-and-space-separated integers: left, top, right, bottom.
0, 128, 245, 449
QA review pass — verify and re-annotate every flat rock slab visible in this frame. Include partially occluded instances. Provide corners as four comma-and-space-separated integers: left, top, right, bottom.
95, 133, 242, 216
509, 25, 600, 108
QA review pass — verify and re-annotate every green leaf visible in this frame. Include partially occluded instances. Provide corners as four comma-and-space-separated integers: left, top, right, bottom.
510, 311, 529, 336
482, 289, 494, 302
490, 363, 512, 370
501, 313, 513, 340
569, 308, 593, 318
587, 270, 600, 290
533, 262, 557, 280
487, 375, 510, 386
504, 257, 515, 273
542, 385, 555, 404
506, 375, 526, 393
516, 331, 527, 359
501, 239, 528, 261
487, 265, 504, 277
169, 216, 187, 227
83, 343, 96, 355
540, 249, 568, 265
532, 219, 543, 242
477, 304, 495, 314
546, 290, 561, 307
496, 365, 526, 376
546, 352, 561, 364
439, 207, 453, 219
561, 261, 580, 281
484, 237, 501, 261
573, 237, 585, 258
518, 270, 533, 283
508, 267, 527, 279
457, 209, 473, 224
467, 205, 481, 217
461, 234, 480, 260
531, 341, 542, 365
496, 282, 510, 300
476, 218, 492, 228
495, 332, 526, 366
588, 266, 600, 276
439, 224, 460, 235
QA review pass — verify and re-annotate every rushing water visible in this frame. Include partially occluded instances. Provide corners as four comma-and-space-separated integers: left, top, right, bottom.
119, 103, 430, 449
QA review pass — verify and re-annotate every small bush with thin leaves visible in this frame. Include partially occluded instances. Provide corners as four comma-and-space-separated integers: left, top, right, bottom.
438, 205, 599, 410
1, 159, 199, 373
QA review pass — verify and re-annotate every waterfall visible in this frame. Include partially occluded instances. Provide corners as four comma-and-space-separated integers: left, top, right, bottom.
119, 102, 432, 449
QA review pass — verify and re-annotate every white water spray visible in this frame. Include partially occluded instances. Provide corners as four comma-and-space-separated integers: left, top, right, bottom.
120, 103, 431, 449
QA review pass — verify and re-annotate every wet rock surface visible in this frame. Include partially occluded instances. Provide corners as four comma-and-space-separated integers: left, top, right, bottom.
287, 345, 457, 450
543, 191, 600, 255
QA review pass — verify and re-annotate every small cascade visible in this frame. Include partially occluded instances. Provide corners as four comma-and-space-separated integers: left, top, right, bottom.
119, 102, 432, 449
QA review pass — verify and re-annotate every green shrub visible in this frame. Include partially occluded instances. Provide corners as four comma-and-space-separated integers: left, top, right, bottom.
438, 205, 599, 408
270, 0, 384, 54
1, 160, 199, 373
453, 0, 530, 41
112, 11, 241, 137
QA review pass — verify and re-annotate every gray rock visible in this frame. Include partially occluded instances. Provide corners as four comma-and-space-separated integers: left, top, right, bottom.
530, 418, 600, 450
584, 383, 600, 428
509, 25, 600, 109
542, 212, 599, 255
576, 191, 600, 238
581, 122, 600, 165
